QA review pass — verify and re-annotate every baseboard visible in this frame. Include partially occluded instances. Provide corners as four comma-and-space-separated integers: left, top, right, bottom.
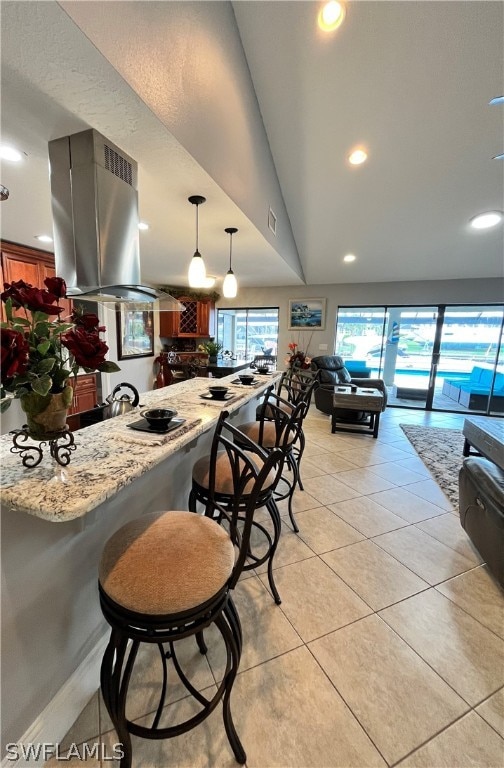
2, 632, 108, 767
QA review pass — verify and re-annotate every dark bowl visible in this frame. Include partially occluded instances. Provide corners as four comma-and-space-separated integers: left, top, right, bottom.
239, 374, 255, 384
141, 408, 178, 429
208, 386, 229, 400
257, 366, 270, 374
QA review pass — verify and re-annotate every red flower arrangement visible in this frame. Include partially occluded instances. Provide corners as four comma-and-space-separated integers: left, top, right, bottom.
1, 276, 119, 412
285, 332, 314, 370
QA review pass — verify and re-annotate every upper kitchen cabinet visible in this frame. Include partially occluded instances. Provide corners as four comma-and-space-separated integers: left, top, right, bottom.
159, 297, 215, 338
1, 241, 72, 318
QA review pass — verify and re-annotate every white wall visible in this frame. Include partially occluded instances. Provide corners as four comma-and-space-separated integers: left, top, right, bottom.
217, 277, 504, 366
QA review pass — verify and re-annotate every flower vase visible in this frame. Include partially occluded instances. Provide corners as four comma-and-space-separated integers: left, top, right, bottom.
20, 386, 73, 439
208, 355, 218, 365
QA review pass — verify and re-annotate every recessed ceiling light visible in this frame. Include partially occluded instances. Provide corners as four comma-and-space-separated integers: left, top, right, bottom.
1, 145, 23, 162
469, 211, 503, 230
35, 235, 53, 243
318, 1, 346, 32
343, 253, 356, 262
138, 221, 149, 231
489, 96, 504, 106
348, 149, 368, 165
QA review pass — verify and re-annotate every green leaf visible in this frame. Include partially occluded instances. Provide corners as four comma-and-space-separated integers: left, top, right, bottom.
14, 386, 30, 398
36, 358, 56, 374
34, 321, 50, 337
37, 340, 52, 355
31, 375, 52, 396
32, 311, 50, 323
11, 317, 31, 327
53, 323, 74, 334
1, 398, 12, 413
98, 361, 121, 373
4, 298, 14, 322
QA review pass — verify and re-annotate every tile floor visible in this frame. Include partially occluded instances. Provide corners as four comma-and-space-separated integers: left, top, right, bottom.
47, 406, 504, 767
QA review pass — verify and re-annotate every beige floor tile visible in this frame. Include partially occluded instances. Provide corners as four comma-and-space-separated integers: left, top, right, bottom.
476, 688, 504, 738
332, 447, 392, 468
275, 489, 322, 516
231, 645, 387, 768
302, 452, 359, 474
204, 575, 302, 681
260, 556, 371, 642
368, 486, 449, 523
323, 540, 429, 610
99, 632, 215, 734
331, 466, 396, 494
385, 439, 419, 455
60, 692, 100, 750
368, 461, 426, 486
294, 505, 364, 553
395, 456, 433, 477
372, 526, 476, 585
416, 513, 484, 565
309, 615, 468, 765
404, 478, 453, 510
329, 495, 409, 537
380, 589, 504, 705
301, 473, 361, 505
397, 711, 504, 767
436, 566, 504, 639
252, 517, 316, 575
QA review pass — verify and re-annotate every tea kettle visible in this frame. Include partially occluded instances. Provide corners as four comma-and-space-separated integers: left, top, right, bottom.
105, 382, 140, 418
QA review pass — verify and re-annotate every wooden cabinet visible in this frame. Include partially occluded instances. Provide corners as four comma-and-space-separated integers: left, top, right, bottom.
159, 297, 215, 338
68, 374, 98, 415
1, 240, 72, 318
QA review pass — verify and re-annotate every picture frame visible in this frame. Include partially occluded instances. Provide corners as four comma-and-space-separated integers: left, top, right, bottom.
288, 298, 326, 330
116, 306, 154, 360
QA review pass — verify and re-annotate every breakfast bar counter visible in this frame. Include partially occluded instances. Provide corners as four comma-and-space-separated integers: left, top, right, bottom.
1, 372, 279, 751
0, 372, 278, 522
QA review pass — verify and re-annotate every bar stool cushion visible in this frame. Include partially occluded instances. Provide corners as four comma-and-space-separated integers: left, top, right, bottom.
238, 421, 295, 449
99, 511, 235, 615
192, 450, 276, 495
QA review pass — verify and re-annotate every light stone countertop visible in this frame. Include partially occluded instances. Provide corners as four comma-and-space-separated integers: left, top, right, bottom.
0, 373, 279, 522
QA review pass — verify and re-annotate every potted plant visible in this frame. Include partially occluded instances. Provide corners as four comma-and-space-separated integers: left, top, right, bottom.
198, 339, 223, 364
1, 276, 120, 438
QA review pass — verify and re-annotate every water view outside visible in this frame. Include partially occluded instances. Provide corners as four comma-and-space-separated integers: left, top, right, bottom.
335, 305, 504, 413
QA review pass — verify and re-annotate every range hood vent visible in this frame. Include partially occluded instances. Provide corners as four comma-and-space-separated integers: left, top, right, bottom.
48, 128, 183, 310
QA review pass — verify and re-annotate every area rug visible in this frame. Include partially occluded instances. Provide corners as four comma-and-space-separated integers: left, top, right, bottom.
400, 424, 465, 509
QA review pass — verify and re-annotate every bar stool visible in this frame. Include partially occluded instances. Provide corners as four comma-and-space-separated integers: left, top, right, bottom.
239, 388, 310, 534
189, 407, 285, 604
99, 412, 283, 768
275, 368, 319, 490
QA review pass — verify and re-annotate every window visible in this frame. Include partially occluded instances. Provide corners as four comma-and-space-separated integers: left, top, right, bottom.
216, 308, 279, 361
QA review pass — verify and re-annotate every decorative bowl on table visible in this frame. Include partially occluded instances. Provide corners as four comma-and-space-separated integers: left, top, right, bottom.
140, 408, 178, 429
256, 366, 270, 375
208, 386, 229, 400
238, 374, 254, 385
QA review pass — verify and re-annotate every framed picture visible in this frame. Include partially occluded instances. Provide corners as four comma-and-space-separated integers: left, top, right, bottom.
288, 298, 326, 330
116, 306, 154, 360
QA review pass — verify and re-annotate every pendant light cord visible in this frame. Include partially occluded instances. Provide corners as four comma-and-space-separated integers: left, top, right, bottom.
228, 231, 233, 270
195, 204, 199, 253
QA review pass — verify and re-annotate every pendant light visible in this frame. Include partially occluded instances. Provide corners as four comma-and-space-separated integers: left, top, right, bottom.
222, 227, 238, 298
187, 195, 207, 288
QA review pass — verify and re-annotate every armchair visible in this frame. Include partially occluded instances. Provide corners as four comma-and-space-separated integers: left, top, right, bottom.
310, 355, 388, 421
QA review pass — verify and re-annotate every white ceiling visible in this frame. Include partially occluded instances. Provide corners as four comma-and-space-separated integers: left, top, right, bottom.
1, 1, 503, 290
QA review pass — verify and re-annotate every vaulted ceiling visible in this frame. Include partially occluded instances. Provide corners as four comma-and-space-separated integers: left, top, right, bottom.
1, 1, 503, 290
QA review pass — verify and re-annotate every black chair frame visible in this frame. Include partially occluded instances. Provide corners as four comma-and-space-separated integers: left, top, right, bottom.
100, 412, 283, 767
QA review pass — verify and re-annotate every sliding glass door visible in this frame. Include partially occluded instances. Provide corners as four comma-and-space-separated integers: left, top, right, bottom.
216, 307, 279, 361
336, 304, 504, 414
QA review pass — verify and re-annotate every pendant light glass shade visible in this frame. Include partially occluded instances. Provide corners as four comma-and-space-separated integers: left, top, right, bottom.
223, 227, 238, 298
187, 195, 207, 288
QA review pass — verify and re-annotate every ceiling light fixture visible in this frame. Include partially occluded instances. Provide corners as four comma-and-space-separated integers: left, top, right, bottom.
343, 253, 356, 262
318, 1, 346, 32
489, 96, 504, 106
1, 185, 10, 201
35, 235, 53, 243
348, 149, 368, 165
492, 153, 504, 160
222, 227, 238, 299
469, 211, 503, 230
0, 145, 23, 162
187, 195, 207, 288
138, 221, 149, 231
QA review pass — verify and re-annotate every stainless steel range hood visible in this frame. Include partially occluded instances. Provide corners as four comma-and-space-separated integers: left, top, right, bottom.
48, 129, 182, 309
